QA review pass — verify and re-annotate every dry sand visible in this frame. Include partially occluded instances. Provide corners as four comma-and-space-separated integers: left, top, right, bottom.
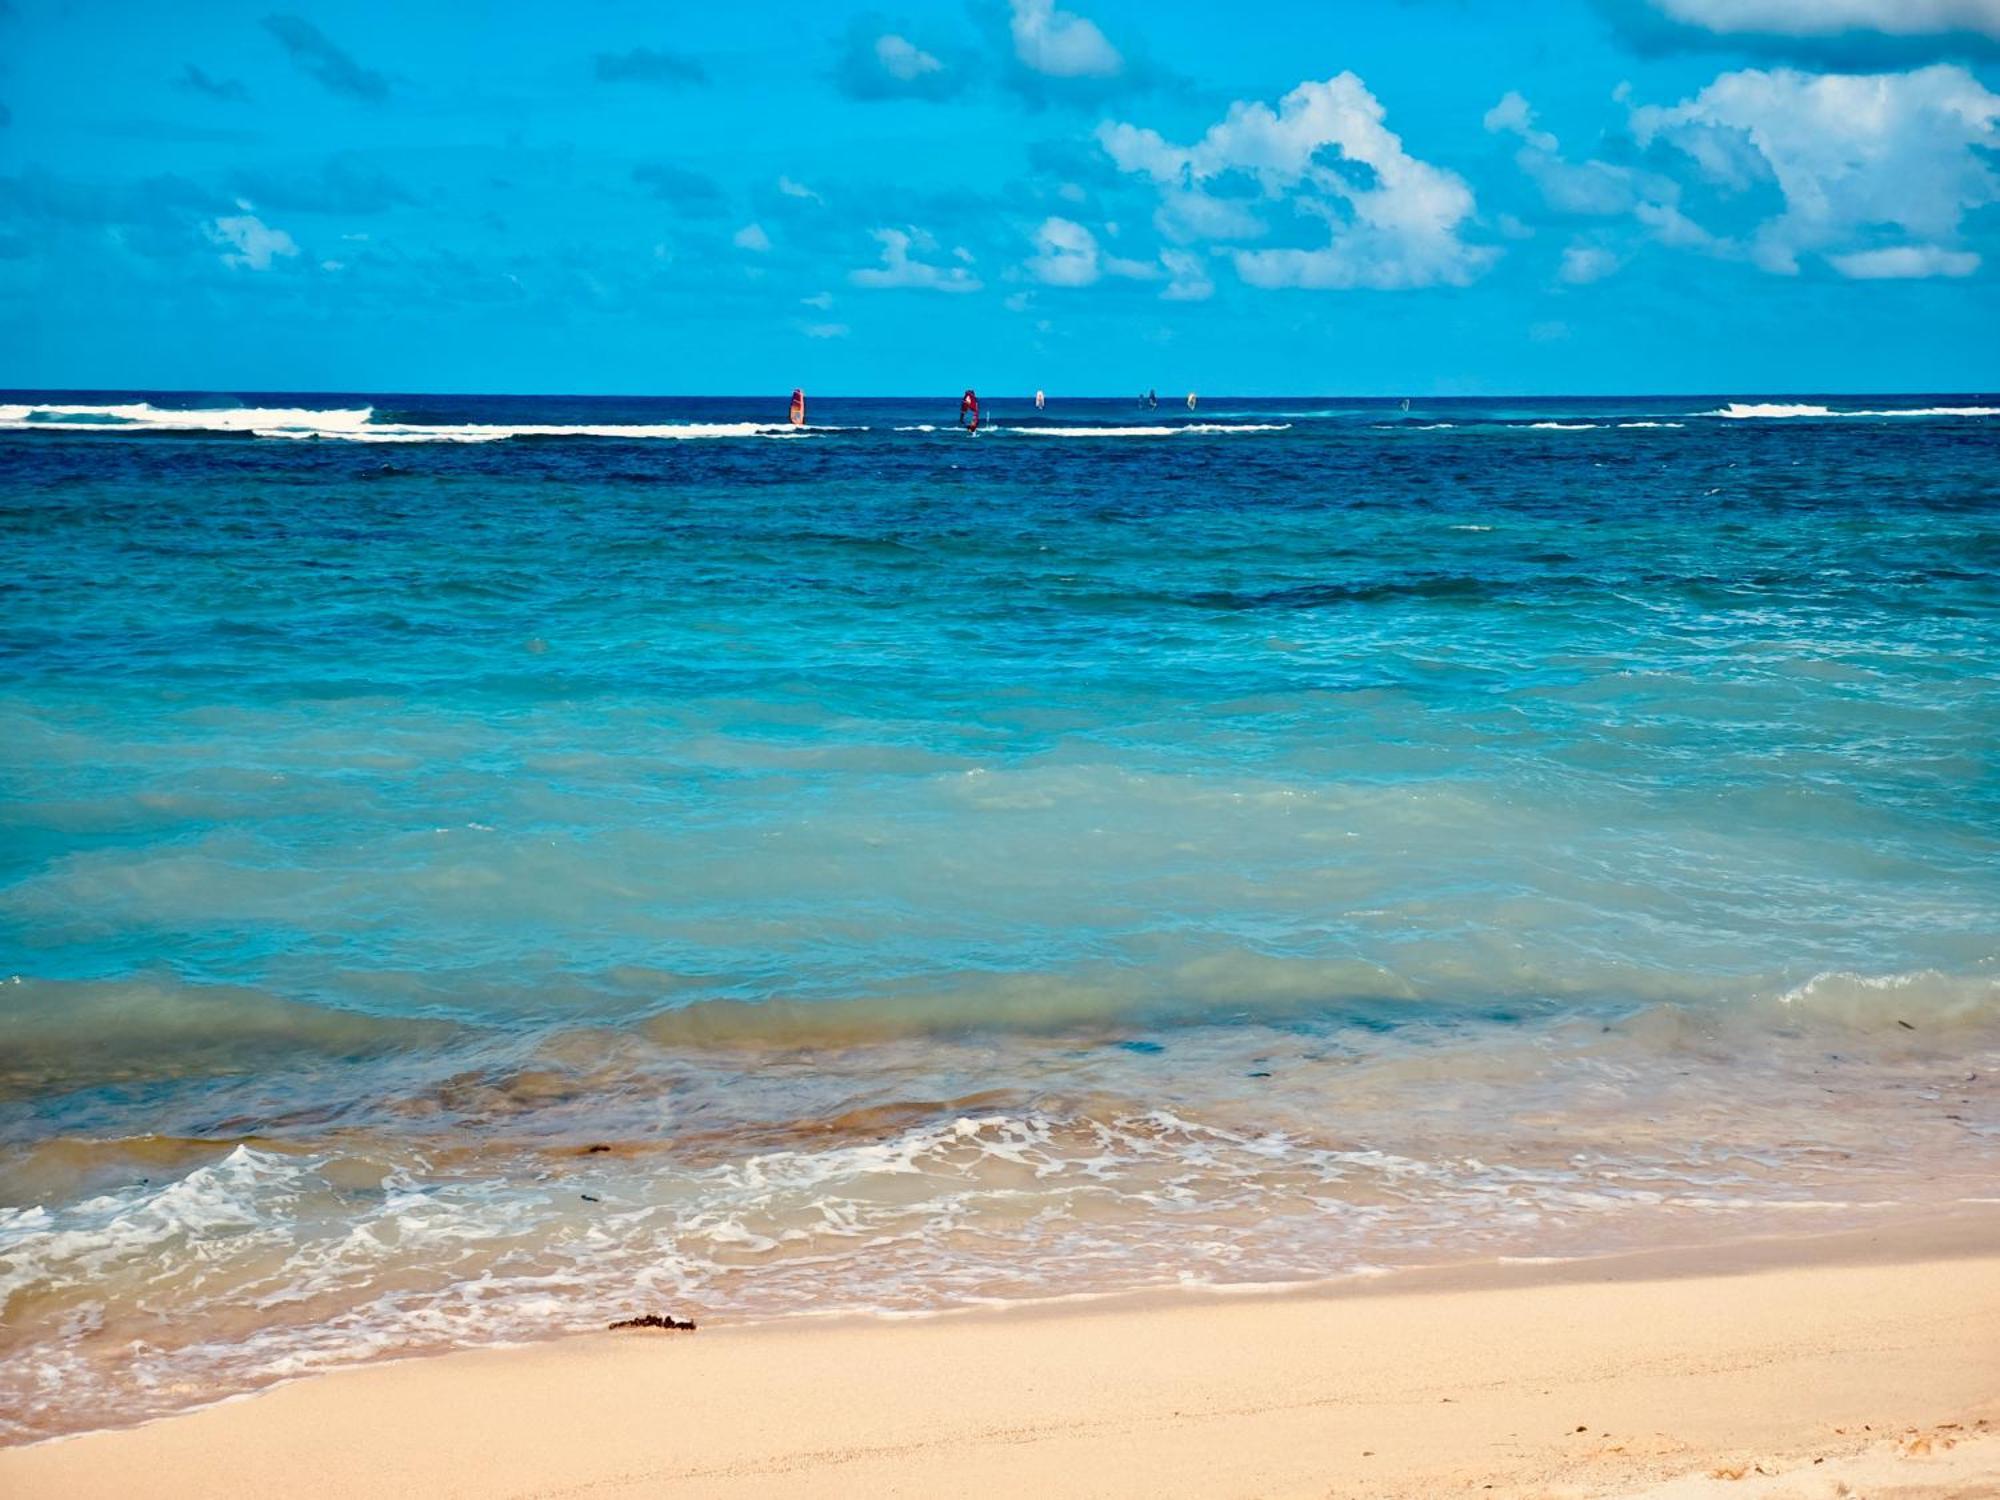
6, 1221, 1998, 1499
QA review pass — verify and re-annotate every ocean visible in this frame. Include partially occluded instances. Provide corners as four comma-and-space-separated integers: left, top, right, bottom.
1, 391, 1996, 1442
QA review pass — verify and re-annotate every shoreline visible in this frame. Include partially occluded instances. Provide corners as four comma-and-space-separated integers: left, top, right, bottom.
7, 1213, 1999, 1498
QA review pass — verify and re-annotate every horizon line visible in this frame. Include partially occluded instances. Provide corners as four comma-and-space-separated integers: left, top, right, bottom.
4, 386, 1998, 403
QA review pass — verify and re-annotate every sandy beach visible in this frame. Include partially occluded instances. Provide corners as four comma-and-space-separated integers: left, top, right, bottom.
6, 1219, 1998, 1500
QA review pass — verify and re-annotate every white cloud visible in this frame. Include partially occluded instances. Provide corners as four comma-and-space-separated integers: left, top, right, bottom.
206, 212, 299, 270
777, 175, 820, 202
802, 322, 851, 338
1160, 248, 1214, 301
1010, 0, 1122, 79
875, 34, 944, 81
1631, 64, 2000, 275
1025, 217, 1161, 287
1102, 74, 1493, 290
1026, 216, 1102, 285
1631, 199, 1729, 253
850, 227, 982, 292
1829, 243, 1981, 277
1484, 91, 1658, 218
732, 223, 771, 252
1483, 91, 1556, 152
1559, 243, 1621, 282
800, 291, 834, 309
1646, 0, 2000, 39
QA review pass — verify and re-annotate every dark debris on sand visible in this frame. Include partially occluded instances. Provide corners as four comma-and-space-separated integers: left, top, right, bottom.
609, 1313, 698, 1332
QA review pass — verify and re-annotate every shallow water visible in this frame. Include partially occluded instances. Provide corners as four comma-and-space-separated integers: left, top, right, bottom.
1, 391, 1996, 1441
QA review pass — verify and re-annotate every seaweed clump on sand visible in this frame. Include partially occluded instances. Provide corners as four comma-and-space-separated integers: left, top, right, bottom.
609, 1313, 698, 1332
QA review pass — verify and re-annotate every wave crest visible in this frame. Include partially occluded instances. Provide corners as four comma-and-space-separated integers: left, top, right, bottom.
1712, 402, 2000, 419
0, 402, 848, 443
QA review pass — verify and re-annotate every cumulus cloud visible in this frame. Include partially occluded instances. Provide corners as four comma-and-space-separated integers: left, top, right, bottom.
1631, 63, 2000, 274
262, 16, 388, 101
1100, 74, 1494, 291
1647, 0, 2000, 40
1559, 243, 1622, 282
1483, 91, 1556, 151
835, 19, 965, 100
877, 34, 944, 80
1482, 86, 1722, 283
1023, 216, 1159, 287
802, 321, 850, 338
1827, 242, 1981, 277
1159, 248, 1214, 301
1483, 88, 1668, 219
594, 47, 707, 87
1598, 0, 2000, 63
206, 210, 298, 270
1026, 215, 1102, 284
1010, 0, 1122, 78
732, 222, 771, 251
850, 226, 982, 291
778, 175, 820, 201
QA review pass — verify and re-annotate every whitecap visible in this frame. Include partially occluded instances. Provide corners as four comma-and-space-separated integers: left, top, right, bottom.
1003, 423, 1290, 438
0, 402, 848, 443
1711, 403, 1837, 419
1710, 402, 1998, 420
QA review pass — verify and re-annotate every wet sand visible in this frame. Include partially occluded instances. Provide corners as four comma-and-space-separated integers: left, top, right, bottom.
6, 1219, 1998, 1499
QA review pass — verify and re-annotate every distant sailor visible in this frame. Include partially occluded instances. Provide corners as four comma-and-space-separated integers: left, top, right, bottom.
959, 389, 980, 432
1034, 389, 1045, 410
789, 388, 805, 426
1186, 392, 1197, 411
1146, 388, 1158, 410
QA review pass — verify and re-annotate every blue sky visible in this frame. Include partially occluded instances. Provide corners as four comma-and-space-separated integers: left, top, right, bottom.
1, 0, 1996, 394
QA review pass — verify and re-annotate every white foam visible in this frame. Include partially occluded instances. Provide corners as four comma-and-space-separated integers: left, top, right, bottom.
1712, 403, 1835, 419
1875, 406, 2000, 416
1528, 422, 1599, 430
1003, 423, 1290, 438
1710, 402, 1999, 420
1616, 421, 1685, 428
0, 403, 847, 443
0, 403, 377, 434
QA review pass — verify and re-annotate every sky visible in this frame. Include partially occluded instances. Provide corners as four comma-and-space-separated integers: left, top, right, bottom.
1, 0, 1997, 395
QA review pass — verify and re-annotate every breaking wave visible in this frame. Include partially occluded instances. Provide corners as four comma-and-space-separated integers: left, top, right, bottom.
0, 403, 849, 443
1711, 402, 2000, 420
1001, 423, 1292, 437
4, 963, 1996, 1443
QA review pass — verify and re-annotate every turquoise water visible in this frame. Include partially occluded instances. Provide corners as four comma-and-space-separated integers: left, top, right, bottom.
1, 392, 1996, 1439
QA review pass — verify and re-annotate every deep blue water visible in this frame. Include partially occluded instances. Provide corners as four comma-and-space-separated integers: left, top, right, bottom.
1, 391, 1996, 1439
